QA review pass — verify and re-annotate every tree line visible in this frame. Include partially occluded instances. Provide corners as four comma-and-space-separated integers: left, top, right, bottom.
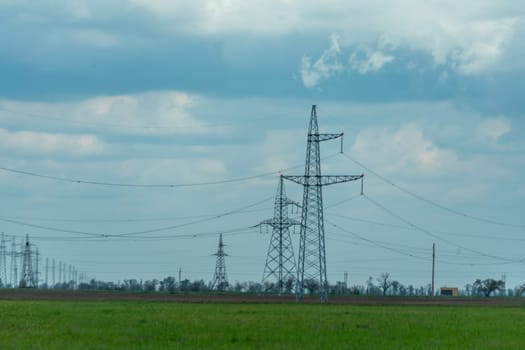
21, 273, 524, 298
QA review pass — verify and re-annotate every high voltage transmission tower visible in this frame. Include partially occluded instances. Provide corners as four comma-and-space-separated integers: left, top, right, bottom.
20, 234, 37, 288
283, 105, 364, 302
10, 238, 17, 287
0, 233, 7, 287
258, 175, 301, 294
210, 233, 229, 291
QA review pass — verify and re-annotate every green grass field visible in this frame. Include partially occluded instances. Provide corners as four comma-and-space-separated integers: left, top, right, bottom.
1, 300, 525, 349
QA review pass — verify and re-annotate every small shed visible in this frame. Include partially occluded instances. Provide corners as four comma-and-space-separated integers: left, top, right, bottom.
440, 287, 459, 297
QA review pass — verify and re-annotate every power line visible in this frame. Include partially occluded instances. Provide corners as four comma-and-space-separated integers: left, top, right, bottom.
327, 212, 525, 242
0, 106, 267, 131
0, 195, 273, 238
342, 153, 525, 229
9, 226, 260, 243
0, 206, 273, 224
363, 194, 525, 264
326, 220, 521, 267
0, 154, 338, 188
325, 219, 430, 262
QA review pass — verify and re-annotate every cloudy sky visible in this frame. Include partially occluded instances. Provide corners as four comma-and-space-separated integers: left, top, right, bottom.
1, 0, 524, 290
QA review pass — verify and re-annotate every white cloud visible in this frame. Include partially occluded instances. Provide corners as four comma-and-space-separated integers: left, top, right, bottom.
0, 90, 217, 135
301, 35, 395, 87
300, 34, 343, 88
127, 0, 519, 75
349, 50, 394, 74
477, 117, 512, 143
441, 18, 516, 74
0, 128, 105, 156
351, 124, 464, 176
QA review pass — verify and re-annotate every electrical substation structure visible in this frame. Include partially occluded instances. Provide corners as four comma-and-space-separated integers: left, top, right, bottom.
259, 175, 301, 295
210, 233, 229, 291
283, 105, 364, 302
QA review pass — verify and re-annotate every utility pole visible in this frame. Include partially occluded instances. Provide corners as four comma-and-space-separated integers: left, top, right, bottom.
45, 258, 49, 288
258, 175, 301, 295
52, 259, 55, 287
283, 105, 364, 302
344, 271, 348, 293
432, 243, 435, 297
210, 234, 229, 291
58, 261, 62, 285
35, 248, 39, 288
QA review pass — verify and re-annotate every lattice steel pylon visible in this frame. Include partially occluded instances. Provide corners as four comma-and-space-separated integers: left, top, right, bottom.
259, 175, 301, 295
210, 234, 229, 291
0, 233, 7, 287
20, 234, 36, 288
283, 105, 364, 302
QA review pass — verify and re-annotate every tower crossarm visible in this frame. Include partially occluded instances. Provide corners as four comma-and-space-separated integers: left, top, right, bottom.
259, 217, 302, 229
308, 133, 343, 142
283, 174, 363, 186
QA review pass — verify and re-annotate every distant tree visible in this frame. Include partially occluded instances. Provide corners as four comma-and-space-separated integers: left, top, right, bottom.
473, 278, 505, 297
233, 281, 244, 293
399, 284, 407, 296
407, 285, 414, 296
464, 284, 472, 296
366, 276, 374, 295
190, 280, 207, 292
143, 279, 158, 292
123, 279, 142, 292
263, 281, 276, 293
178, 278, 191, 292
377, 273, 393, 296
348, 285, 363, 295
160, 276, 177, 293
426, 283, 433, 296
245, 281, 262, 293
284, 276, 295, 294
304, 278, 320, 295
515, 284, 525, 296
391, 281, 400, 296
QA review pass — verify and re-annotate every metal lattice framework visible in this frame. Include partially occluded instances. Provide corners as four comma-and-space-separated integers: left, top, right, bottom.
259, 175, 301, 294
20, 234, 36, 288
283, 105, 363, 302
0, 233, 7, 287
210, 233, 229, 291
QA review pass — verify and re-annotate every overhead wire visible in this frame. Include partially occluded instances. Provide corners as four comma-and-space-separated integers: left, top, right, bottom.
0, 206, 273, 224
0, 195, 273, 238
0, 106, 267, 130
363, 194, 525, 264
327, 218, 521, 267
342, 152, 525, 229
0, 153, 339, 188
325, 219, 430, 262
327, 212, 525, 242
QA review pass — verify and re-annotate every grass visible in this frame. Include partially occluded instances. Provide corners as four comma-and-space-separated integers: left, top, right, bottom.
1, 300, 525, 349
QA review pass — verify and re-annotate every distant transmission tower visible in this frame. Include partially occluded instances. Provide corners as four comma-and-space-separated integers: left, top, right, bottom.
210, 234, 229, 291
258, 175, 301, 294
20, 234, 36, 288
283, 105, 363, 302
0, 233, 7, 287
10, 238, 17, 287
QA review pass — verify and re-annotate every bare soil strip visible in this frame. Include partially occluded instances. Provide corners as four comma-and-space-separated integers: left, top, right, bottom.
1, 289, 524, 306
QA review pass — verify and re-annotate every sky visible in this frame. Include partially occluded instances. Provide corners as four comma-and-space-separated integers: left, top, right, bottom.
0, 0, 524, 291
